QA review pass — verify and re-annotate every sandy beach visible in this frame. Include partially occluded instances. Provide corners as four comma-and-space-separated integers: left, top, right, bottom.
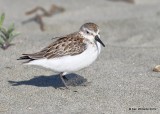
0, 0, 160, 113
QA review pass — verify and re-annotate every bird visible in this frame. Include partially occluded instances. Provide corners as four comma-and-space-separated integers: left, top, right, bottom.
18, 22, 105, 89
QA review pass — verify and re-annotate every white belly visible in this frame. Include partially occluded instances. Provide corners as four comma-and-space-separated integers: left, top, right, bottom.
27, 43, 101, 73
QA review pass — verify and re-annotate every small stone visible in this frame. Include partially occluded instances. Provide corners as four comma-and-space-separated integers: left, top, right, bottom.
153, 65, 160, 72
27, 107, 32, 110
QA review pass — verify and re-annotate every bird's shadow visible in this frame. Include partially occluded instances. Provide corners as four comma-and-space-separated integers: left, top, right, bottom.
8, 73, 89, 89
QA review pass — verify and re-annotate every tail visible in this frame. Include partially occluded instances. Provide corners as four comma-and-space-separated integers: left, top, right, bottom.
17, 54, 35, 63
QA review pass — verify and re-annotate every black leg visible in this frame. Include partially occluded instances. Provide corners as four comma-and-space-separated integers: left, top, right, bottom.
60, 73, 69, 89
63, 75, 68, 81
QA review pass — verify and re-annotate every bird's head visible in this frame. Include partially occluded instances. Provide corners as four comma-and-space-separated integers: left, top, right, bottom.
79, 22, 105, 47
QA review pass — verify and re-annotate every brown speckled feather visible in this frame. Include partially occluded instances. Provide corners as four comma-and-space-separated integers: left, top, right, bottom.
22, 32, 87, 59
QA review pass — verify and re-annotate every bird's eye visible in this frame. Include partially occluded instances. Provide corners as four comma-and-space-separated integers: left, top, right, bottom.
86, 30, 90, 34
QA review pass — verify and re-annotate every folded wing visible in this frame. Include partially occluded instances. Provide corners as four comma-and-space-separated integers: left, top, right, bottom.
18, 33, 87, 63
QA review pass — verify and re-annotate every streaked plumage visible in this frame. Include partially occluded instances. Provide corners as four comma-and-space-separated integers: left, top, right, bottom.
21, 32, 86, 61
18, 22, 105, 88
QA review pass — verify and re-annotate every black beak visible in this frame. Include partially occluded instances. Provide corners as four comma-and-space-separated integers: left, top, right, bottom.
95, 35, 105, 47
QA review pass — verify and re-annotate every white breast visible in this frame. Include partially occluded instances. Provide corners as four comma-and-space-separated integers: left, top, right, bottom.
27, 42, 101, 73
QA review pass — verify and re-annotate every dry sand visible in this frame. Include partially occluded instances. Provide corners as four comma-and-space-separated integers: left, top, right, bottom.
0, 0, 160, 114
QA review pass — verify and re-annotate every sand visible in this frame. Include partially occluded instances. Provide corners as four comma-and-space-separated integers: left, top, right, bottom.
0, 0, 160, 114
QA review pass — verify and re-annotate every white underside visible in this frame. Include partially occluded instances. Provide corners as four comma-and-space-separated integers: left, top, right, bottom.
26, 42, 101, 74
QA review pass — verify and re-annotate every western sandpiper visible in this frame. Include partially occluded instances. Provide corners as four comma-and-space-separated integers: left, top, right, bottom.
18, 22, 105, 88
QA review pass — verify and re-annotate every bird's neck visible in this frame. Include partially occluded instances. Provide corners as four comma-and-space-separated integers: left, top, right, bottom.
79, 31, 101, 54
95, 41, 101, 54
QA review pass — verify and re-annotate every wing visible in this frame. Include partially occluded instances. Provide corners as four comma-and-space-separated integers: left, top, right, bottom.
19, 33, 87, 61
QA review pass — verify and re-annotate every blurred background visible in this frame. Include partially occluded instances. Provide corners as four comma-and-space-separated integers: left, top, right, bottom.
1, 0, 160, 114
